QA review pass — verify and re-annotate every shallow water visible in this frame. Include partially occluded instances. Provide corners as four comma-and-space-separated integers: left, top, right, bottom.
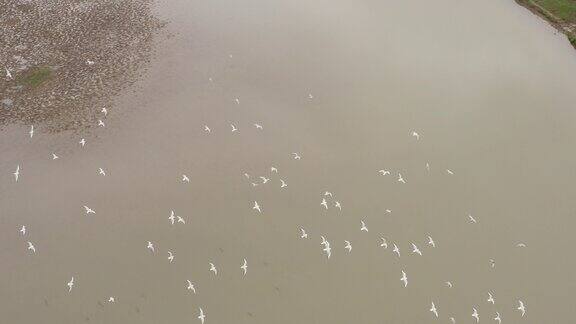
2, 0, 576, 322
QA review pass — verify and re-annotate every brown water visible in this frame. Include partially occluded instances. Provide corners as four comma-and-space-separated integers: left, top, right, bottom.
2, 0, 576, 322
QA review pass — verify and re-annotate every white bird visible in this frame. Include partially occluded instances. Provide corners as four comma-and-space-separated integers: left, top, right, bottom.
426, 162, 430, 171
517, 243, 526, 247
378, 169, 390, 176
380, 237, 388, 249
79, 138, 86, 147
322, 242, 331, 259
29, 125, 34, 138
98, 120, 105, 127
517, 300, 526, 317
487, 292, 495, 304
320, 236, 327, 245
400, 270, 408, 287
320, 198, 328, 209
244, 173, 250, 179
430, 302, 438, 318
182, 174, 190, 182
209, 262, 218, 275
392, 243, 401, 257
241, 258, 247, 275
101, 107, 107, 116
445, 281, 453, 288
292, 152, 301, 160
99, 168, 106, 176
234, 98, 240, 105
20, 226, 26, 235
167, 251, 174, 263
198, 307, 206, 324
84, 206, 95, 214
168, 210, 176, 225
398, 173, 406, 183
177, 216, 186, 224
334, 201, 341, 210
308, 93, 314, 99
344, 240, 352, 252
5, 67, 12, 79
411, 131, 420, 140
446, 169, 454, 175
253, 201, 261, 213
449, 317, 456, 324
14, 165, 20, 182
428, 236, 436, 247
271, 166, 278, 173
254, 123, 263, 130
468, 214, 477, 223
260, 176, 269, 184
280, 179, 287, 188
230, 124, 237, 132
411, 243, 422, 256
300, 228, 308, 239
147, 241, 155, 252
108, 297, 115, 303
27, 241, 36, 253
472, 308, 480, 323
385, 209, 392, 214
494, 311, 501, 324
490, 259, 496, 268
86, 59, 95, 65
324, 191, 333, 197
204, 125, 211, 133
67, 277, 74, 292
186, 280, 196, 293
52, 153, 59, 160
360, 220, 368, 232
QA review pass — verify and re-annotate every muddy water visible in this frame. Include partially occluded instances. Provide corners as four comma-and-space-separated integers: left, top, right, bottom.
2, 0, 576, 322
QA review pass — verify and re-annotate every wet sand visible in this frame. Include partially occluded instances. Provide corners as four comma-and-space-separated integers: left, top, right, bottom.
2, 0, 576, 322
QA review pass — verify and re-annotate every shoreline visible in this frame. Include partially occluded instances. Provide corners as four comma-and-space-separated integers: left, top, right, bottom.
514, 0, 576, 49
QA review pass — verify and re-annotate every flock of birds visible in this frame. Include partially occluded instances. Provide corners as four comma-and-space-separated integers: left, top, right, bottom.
7, 67, 530, 323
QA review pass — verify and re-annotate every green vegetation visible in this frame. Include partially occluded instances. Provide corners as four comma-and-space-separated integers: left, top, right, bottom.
533, 0, 576, 22
516, 0, 576, 50
20, 66, 52, 88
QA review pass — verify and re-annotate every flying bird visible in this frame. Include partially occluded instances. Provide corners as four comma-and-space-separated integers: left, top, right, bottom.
52, 153, 59, 160
334, 201, 341, 210
428, 236, 436, 247
280, 179, 287, 188
209, 263, 218, 275
300, 228, 308, 239
411, 243, 422, 256
168, 210, 176, 225
177, 216, 186, 224
430, 302, 438, 318
20, 225, 26, 235
468, 214, 477, 223
487, 292, 495, 304
84, 206, 95, 214
101, 107, 107, 116
446, 169, 454, 175
292, 152, 301, 160
14, 165, 20, 182
426, 162, 430, 171
108, 297, 115, 303
5, 67, 12, 79
167, 251, 174, 263
397, 173, 406, 183
324, 191, 333, 197
517, 300, 526, 317
320, 198, 328, 209
99, 168, 106, 176
380, 237, 388, 249
198, 307, 206, 324
147, 241, 155, 252
392, 243, 401, 257
29, 125, 34, 138
494, 312, 501, 324
344, 240, 352, 252
230, 124, 237, 132
241, 258, 247, 275
67, 277, 75, 292
322, 242, 332, 259
445, 281, 453, 288
98, 120, 105, 127
400, 270, 408, 287
271, 166, 278, 173
360, 220, 368, 232
490, 259, 496, 268
234, 98, 240, 105
411, 131, 420, 140
79, 138, 86, 147
472, 308, 479, 323
182, 174, 190, 182
378, 169, 390, 176
260, 176, 269, 184
253, 201, 261, 213
516, 243, 526, 247
308, 93, 314, 99
186, 280, 196, 293
204, 125, 211, 133
86, 59, 95, 65
27, 241, 36, 253
254, 123, 263, 130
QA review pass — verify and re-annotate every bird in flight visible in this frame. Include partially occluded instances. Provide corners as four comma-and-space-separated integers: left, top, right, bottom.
494, 311, 501, 324
254, 123, 263, 130
487, 292, 495, 304
98, 120, 105, 127
209, 263, 218, 275
5, 67, 12, 79
426, 162, 430, 171
360, 220, 368, 232
411, 131, 420, 140
344, 240, 352, 252
230, 124, 237, 132
167, 251, 174, 263
204, 125, 211, 133
446, 169, 454, 175
411, 243, 422, 256
398, 173, 406, 183
322, 242, 331, 259
241, 258, 247, 275
516, 243, 526, 247
234, 98, 240, 105
392, 243, 400, 257
108, 297, 115, 303
20, 225, 26, 235
472, 308, 479, 323
260, 176, 269, 184
147, 241, 155, 252
84, 206, 96, 214
14, 165, 20, 182
428, 236, 436, 247
334, 201, 341, 210
380, 237, 388, 249
292, 152, 301, 160
449, 317, 455, 324
280, 179, 287, 188
308, 93, 314, 99
300, 228, 308, 239
517, 300, 526, 317
490, 259, 496, 268
101, 107, 107, 116
271, 166, 278, 173
468, 214, 477, 223
29, 125, 34, 138
324, 191, 333, 197
378, 169, 390, 176
182, 174, 190, 182
169, 210, 176, 225
253, 201, 261, 213
177, 216, 186, 224
27, 241, 36, 253
445, 281, 453, 288
186, 280, 196, 293
52, 153, 59, 160
198, 307, 206, 324
99, 168, 106, 176
430, 302, 438, 318
400, 270, 408, 287
320, 198, 328, 209
86, 59, 95, 65
67, 277, 75, 292
79, 138, 86, 147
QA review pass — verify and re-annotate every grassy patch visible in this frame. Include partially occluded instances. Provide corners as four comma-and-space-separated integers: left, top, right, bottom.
569, 33, 576, 47
20, 66, 52, 88
533, 0, 576, 22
